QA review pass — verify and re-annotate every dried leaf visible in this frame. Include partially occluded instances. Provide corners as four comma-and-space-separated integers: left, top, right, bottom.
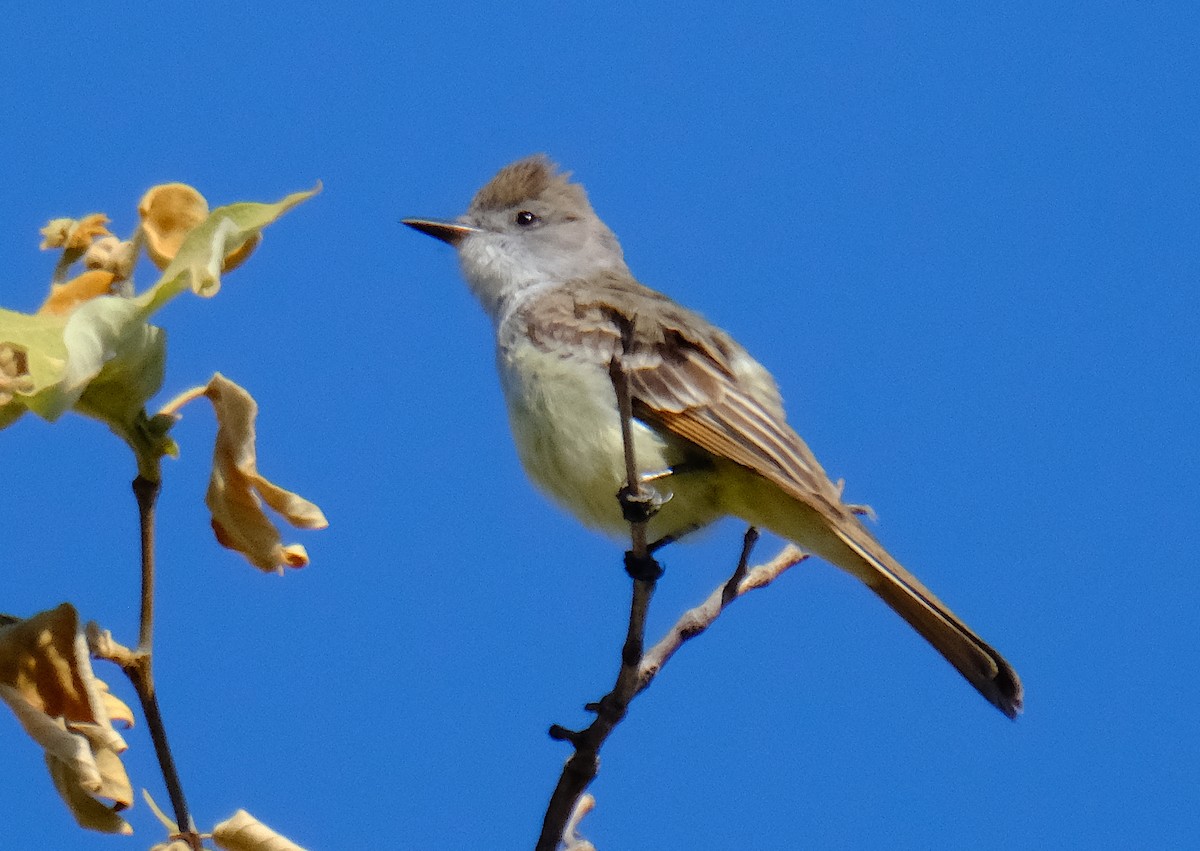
39, 218, 75, 250
38, 270, 118, 316
0, 604, 134, 834
213, 809, 308, 851
138, 183, 211, 268
201, 373, 328, 573
45, 721, 133, 834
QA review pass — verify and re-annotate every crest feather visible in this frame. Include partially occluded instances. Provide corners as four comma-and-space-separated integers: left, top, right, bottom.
469, 155, 590, 213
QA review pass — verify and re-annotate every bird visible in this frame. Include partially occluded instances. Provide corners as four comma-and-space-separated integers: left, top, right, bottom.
403, 155, 1022, 718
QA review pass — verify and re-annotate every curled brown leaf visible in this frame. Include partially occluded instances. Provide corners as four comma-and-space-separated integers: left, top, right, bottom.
0, 604, 135, 833
200, 373, 328, 573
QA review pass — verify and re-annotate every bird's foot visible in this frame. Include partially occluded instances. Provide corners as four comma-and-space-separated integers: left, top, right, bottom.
617, 482, 666, 524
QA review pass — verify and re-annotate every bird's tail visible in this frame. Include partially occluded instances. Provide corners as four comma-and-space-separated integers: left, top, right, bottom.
731, 477, 1023, 717
828, 520, 1023, 718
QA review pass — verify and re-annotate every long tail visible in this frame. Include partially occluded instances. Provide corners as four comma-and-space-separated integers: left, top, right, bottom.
829, 522, 1023, 718
733, 479, 1023, 717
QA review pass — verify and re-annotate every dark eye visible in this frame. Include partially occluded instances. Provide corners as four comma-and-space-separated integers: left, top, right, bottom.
515, 210, 540, 226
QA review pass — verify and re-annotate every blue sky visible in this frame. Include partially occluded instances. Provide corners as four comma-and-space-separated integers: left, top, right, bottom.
2, 2, 1198, 848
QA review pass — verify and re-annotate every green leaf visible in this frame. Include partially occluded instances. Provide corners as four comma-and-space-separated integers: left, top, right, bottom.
1, 183, 320, 451
0, 298, 163, 429
134, 183, 321, 316
0, 307, 69, 426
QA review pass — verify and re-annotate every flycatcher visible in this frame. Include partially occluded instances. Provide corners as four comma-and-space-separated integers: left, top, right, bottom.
404, 155, 1022, 718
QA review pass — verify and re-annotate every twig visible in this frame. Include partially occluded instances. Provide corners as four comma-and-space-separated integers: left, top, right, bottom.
133, 475, 160, 652
637, 542, 809, 692
118, 474, 201, 851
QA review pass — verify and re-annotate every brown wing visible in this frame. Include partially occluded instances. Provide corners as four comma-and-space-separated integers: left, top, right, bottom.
536, 274, 848, 516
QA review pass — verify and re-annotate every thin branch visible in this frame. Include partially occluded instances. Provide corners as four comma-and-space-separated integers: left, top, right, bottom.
133, 475, 160, 652
637, 542, 810, 693
118, 474, 202, 851
124, 665, 200, 850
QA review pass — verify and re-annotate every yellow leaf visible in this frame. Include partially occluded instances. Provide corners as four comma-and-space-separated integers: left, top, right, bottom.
201, 373, 327, 573
3, 184, 318, 436
0, 297, 162, 431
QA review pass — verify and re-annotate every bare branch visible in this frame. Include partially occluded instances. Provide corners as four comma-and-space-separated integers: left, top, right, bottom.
133, 475, 160, 653
114, 474, 203, 851
638, 543, 810, 693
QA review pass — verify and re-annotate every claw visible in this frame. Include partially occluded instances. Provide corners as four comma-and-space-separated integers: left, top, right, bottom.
617, 482, 667, 524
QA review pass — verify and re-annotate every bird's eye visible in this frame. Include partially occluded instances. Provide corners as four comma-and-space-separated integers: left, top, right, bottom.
515, 210, 540, 226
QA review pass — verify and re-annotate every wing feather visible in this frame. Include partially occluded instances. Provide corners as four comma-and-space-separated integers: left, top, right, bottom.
518, 272, 844, 516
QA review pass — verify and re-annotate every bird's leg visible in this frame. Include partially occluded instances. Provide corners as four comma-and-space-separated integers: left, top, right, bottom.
618, 459, 715, 574
646, 523, 703, 554
613, 481, 665, 580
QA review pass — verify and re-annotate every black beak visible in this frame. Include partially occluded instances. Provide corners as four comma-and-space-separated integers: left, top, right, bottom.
402, 218, 480, 247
